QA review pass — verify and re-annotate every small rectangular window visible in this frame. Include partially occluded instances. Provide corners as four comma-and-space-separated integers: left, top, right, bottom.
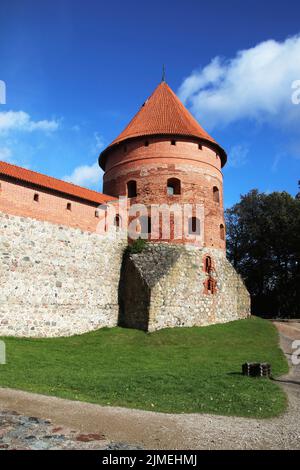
171, 140, 176, 146
127, 180, 137, 198
167, 178, 181, 196
95, 210, 99, 218
33, 193, 39, 202
198, 143, 202, 150
67, 203, 72, 211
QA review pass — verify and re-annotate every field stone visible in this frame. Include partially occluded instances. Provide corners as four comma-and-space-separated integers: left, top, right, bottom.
0, 211, 127, 337
0, 409, 141, 450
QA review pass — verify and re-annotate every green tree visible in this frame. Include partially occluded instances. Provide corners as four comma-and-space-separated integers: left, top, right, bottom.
296, 180, 300, 200
225, 189, 300, 318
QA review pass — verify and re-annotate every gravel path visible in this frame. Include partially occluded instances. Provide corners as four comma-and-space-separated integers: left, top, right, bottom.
0, 321, 299, 450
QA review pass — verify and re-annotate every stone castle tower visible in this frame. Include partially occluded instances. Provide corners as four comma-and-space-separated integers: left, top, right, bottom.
99, 80, 225, 249
0, 79, 250, 337
98, 80, 250, 331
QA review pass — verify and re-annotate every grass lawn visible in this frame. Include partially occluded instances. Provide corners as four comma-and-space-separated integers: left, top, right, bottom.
0, 316, 288, 418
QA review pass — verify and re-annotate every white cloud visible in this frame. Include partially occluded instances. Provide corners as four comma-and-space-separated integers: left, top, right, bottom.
91, 132, 105, 154
178, 35, 300, 129
0, 110, 59, 134
271, 152, 285, 173
0, 80, 6, 104
63, 162, 103, 188
0, 146, 13, 162
63, 133, 106, 189
228, 144, 249, 168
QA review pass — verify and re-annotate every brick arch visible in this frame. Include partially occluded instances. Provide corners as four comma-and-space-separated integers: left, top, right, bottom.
167, 177, 181, 196
203, 277, 217, 295
203, 254, 215, 273
213, 186, 220, 203
127, 180, 137, 198
188, 216, 201, 236
220, 223, 225, 240
114, 214, 122, 228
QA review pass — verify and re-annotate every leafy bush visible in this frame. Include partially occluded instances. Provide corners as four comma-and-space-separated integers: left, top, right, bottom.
126, 238, 147, 254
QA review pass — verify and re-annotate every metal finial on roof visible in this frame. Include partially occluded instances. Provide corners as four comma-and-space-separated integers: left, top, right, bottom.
162, 64, 166, 82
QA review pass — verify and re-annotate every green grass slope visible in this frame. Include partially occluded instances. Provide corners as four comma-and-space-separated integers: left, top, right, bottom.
0, 317, 288, 418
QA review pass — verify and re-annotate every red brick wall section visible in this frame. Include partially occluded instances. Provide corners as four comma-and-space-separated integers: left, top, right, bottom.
103, 137, 226, 250
0, 178, 103, 232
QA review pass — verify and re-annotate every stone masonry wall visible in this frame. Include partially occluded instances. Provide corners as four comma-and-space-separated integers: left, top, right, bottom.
0, 211, 126, 337
0, 212, 250, 337
121, 244, 250, 331
149, 246, 250, 331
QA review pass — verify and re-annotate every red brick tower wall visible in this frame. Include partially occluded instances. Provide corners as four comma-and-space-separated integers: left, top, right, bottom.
102, 136, 225, 249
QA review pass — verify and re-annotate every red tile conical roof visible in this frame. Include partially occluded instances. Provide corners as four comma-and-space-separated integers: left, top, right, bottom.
100, 81, 226, 168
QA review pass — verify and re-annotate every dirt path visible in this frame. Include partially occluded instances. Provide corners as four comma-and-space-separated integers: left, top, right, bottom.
0, 321, 299, 450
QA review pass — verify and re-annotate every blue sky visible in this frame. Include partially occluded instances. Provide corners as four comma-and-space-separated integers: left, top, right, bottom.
0, 0, 300, 207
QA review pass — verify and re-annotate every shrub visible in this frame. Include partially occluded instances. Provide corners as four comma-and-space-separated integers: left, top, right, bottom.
126, 238, 147, 254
